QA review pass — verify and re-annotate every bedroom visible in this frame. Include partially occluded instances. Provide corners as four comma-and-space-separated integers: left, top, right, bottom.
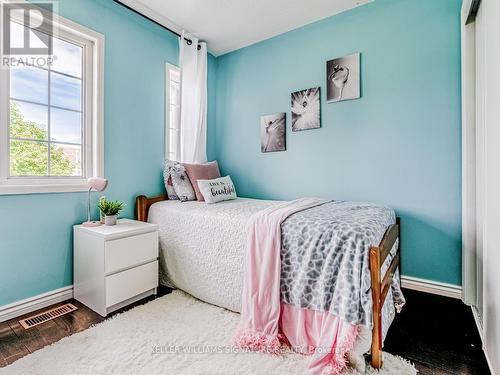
0, 0, 498, 374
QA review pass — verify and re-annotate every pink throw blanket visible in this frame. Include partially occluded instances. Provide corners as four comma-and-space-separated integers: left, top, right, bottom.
235, 199, 359, 375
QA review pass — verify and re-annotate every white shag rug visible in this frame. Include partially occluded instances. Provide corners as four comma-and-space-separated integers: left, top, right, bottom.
1, 291, 416, 375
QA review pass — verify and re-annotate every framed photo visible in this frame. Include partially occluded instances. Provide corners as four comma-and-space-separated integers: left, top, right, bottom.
261, 112, 286, 153
291, 87, 321, 131
326, 52, 360, 103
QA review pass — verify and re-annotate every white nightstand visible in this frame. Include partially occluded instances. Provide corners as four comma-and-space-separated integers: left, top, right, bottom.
73, 219, 159, 317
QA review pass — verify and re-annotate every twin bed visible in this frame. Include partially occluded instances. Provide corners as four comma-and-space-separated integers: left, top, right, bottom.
135, 194, 403, 372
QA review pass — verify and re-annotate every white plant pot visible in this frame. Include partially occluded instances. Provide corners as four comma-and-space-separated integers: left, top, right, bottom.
104, 215, 117, 226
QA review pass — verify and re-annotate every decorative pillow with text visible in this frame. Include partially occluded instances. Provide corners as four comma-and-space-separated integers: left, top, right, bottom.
197, 176, 237, 204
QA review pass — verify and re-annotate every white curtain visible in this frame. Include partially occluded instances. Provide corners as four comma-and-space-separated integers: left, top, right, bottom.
177, 31, 207, 163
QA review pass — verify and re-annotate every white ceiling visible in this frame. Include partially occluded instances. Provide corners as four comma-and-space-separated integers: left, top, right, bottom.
119, 0, 373, 56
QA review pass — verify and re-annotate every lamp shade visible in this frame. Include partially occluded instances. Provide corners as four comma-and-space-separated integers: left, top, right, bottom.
87, 177, 108, 192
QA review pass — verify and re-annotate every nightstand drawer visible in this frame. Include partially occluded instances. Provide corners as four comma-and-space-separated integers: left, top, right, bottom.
105, 231, 158, 274
106, 260, 158, 307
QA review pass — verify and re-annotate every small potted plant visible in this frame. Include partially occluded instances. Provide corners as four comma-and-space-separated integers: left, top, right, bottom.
97, 199, 124, 226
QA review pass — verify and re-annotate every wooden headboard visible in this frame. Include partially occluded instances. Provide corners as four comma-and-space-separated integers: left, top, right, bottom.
135, 194, 168, 222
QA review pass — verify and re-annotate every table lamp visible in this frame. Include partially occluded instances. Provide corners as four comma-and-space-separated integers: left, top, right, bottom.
82, 177, 108, 227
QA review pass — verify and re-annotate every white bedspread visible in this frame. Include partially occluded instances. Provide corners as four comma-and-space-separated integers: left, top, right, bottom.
148, 198, 279, 312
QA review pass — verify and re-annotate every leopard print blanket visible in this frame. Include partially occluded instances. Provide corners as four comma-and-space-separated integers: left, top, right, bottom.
280, 201, 405, 327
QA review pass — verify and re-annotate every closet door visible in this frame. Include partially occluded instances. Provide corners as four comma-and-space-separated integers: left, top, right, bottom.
474, 0, 484, 326
480, 0, 500, 372
463, 1, 500, 371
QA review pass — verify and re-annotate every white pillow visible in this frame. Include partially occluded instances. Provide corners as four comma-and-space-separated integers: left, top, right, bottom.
197, 176, 237, 204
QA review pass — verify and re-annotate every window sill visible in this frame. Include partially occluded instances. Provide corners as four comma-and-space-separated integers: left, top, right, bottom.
0, 182, 89, 195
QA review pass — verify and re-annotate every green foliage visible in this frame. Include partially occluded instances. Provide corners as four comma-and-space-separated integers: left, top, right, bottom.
98, 199, 124, 216
9, 102, 75, 176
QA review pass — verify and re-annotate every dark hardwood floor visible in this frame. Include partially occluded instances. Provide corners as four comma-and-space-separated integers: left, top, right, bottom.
384, 289, 490, 375
0, 287, 491, 374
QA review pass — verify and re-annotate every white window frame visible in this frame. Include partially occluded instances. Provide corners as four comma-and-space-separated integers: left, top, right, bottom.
165, 62, 180, 161
0, 4, 104, 195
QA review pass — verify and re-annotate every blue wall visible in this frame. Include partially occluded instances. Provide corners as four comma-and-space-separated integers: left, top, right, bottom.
0, 0, 217, 306
214, 0, 462, 285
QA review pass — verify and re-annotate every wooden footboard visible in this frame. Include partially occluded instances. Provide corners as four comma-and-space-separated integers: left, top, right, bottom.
369, 217, 400, 369
135, 194, 400, 370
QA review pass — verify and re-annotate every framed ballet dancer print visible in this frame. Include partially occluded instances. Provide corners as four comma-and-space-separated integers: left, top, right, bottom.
291, 87, 321, 132
326, 53, 360, 103
260, 112, 286, 153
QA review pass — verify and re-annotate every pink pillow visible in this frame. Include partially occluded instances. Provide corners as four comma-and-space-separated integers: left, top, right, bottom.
183, 161, 221, 201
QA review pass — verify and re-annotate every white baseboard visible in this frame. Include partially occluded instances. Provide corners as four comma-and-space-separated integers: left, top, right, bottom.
401, 275, 462, 299
0, 285, 74, 323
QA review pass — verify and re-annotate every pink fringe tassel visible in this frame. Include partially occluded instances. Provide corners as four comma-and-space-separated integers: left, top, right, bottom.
321, 325, 359, 375
236, 325, 359, 375
235, 330, 286, 355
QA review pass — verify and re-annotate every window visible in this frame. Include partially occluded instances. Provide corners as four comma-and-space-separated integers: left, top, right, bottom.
165, 64, 180, 161
0, 6, 104, 194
